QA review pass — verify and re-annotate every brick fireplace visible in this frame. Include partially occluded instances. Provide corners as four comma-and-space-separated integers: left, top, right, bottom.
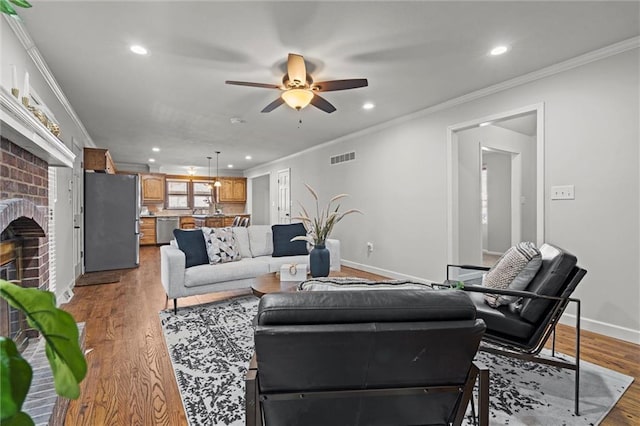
0, 136, 49, 350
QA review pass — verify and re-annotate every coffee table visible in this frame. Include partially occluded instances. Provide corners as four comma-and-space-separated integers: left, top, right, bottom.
251, 269, 375, 297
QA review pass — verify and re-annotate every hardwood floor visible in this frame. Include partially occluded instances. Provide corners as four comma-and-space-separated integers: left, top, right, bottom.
62, 246, 639, 425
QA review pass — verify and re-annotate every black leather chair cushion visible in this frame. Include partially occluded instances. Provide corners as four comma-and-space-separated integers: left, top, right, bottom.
518, 244, 577, 324
468, 291, 535, 340
257, 289, 477, 325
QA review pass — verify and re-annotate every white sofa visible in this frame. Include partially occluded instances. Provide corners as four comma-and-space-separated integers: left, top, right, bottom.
160, 225, 341, 312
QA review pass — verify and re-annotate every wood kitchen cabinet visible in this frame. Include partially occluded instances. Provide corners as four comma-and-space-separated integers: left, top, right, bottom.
140, 217, 157, 245
180, 216, 196, 229
220, 177, 247, 203
140, 174, 165, 203
84, 148, 116, 174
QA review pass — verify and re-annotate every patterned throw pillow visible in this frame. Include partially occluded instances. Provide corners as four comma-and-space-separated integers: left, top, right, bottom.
201, 227, 241, 264
483, 242, 542, 308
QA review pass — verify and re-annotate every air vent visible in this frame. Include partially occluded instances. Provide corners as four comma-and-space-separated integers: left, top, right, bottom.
330, 151, 356, 165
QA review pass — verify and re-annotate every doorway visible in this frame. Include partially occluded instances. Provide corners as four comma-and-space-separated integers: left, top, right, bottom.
447, 104, 544, 267
251, 174, 270, 225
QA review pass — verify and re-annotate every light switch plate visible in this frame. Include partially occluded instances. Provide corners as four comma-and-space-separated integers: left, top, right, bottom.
551, 185, 575, 200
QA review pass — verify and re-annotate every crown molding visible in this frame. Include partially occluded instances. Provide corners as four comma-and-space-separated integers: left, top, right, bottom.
4, 15, 95, 148
245, 36, 640, 176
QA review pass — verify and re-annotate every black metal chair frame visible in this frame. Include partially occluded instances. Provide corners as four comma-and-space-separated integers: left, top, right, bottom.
442, 264, 587, 415
245, 354, 490, 426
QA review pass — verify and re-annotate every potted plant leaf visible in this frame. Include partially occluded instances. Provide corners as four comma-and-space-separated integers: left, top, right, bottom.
0, 279, 87, 426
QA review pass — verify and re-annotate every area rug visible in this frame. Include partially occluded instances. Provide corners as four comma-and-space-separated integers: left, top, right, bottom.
75, 270, 121, 286
159, 297, 633, 426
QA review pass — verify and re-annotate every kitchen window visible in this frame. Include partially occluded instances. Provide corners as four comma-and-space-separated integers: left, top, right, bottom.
193, 181, 213, 209
166, 179, 190, 209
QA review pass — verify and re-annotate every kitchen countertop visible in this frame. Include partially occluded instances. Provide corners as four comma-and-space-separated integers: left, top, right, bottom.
140, 213, 249, 218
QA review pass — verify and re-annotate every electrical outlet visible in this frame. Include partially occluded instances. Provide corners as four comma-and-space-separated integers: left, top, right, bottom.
367, 242, 374, 253
551, 185, 575, 200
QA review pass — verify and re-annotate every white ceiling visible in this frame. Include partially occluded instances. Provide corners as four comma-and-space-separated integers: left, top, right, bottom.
18, 1, 639, 173
492, 113, 537, 137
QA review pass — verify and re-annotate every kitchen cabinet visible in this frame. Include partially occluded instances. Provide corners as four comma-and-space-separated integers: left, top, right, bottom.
220, 178, 247, 203
141, 174, 165, 203
84, 148, 116, 174
180, 216, 196, 229
140, 217, 157, 245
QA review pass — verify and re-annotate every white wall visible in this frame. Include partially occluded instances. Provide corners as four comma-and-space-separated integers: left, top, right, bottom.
1, 20, 92, 300
246, 48, 640, 343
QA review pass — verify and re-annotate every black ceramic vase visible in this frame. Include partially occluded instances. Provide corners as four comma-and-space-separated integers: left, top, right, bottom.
309, 244, 330, 277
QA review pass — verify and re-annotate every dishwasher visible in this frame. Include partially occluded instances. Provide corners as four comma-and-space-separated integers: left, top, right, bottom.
156, 217, 180, 244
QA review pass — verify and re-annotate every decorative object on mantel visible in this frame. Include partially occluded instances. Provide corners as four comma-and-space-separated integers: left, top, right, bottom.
10, 64, 19, 98
15, 70, 62, 138
292, 183, 362, 277
0, 0, 32, 17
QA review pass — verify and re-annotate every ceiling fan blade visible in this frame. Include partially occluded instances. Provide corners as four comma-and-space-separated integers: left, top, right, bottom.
225, 80, 281, 89
261, 97, 285, 113
287, 54, 307, 85
310, 94, 336, 114
313, 79, 368, 92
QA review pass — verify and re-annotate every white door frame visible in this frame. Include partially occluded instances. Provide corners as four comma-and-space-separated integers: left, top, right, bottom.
447, 103, 544, 264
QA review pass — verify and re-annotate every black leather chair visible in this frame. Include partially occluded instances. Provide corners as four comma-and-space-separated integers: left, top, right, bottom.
246, 290, 489, 426
444, 243, 587, 415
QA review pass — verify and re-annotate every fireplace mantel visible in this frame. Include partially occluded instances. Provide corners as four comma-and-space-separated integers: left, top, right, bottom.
0, 87, 74, 168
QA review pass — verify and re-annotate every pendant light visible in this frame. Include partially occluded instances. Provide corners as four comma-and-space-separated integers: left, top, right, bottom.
214, 151, 222, 188
206, 156, 212, 189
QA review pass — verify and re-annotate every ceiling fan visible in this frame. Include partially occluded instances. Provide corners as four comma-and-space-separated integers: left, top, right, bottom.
225, 53, 368, 114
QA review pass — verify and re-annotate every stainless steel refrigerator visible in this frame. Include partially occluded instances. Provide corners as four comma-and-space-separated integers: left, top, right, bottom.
84, 173, 140, 272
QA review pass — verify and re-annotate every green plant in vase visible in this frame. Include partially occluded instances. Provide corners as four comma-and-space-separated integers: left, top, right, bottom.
0, 279, 87, 426
291, 183, 362, 277
0, 0, 31, 16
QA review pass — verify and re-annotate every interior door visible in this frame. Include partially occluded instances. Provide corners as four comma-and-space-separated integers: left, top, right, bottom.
277, 169, 291, 224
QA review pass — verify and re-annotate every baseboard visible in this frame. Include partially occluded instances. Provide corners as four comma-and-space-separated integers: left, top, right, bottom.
56, 280, 75, 305
560, 313, 640, 345
343, 259, 640, 345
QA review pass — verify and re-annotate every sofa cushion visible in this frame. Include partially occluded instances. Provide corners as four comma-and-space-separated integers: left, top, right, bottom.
483, 242, 542, 307
248, 225, 273, 257
232, 226, 252, 259
257, 290, 476, 326
184, 258, 269, 287
517, 244, 577, 324
468, 291, 535, 340
272, 223, 308, 257
201, 227, 241, 264
173, 229, 209, 268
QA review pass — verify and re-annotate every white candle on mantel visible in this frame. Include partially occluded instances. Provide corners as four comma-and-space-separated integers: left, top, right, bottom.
23, 71, 29, 98
11, 65, 17, 89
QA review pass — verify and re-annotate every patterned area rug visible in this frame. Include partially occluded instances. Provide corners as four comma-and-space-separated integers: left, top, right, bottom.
159, 297, 633, 426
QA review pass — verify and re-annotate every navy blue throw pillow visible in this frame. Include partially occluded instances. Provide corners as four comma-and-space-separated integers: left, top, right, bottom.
173, 229, 209, 268
271, 223, 308, 257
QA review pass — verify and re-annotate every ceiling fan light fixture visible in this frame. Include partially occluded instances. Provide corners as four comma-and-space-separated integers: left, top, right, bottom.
281, 89, 314, 110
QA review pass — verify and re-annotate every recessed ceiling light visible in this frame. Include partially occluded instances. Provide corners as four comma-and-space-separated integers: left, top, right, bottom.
479, 121, 492, 127
187, 167, 196, 175
152, 147, 160, 152
362, 102, 375, 110
489, 45, 509, 56
245, 155, 252, 160
227, 164, 234, 168
148, 158, 155, 163
130, 45, 148, 55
